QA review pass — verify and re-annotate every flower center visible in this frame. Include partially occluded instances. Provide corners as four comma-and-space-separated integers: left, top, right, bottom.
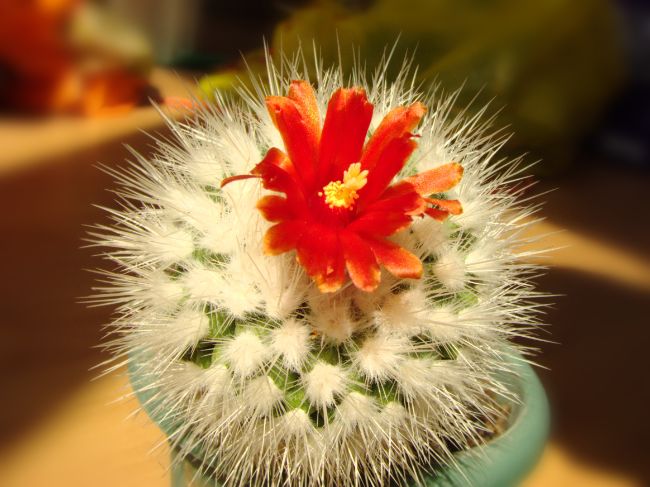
319, 163, 369, 210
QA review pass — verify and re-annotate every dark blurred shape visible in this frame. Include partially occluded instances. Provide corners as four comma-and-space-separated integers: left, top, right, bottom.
106, 0, 309, 69
199, 0, 625, 174
586, 0, 650, 168
0, 0, 154, 115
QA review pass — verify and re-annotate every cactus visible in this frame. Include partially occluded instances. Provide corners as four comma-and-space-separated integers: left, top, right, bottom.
91, 50, 545, 487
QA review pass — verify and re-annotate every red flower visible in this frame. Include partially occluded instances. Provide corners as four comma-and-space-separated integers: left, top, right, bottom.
222, 81, 463, 293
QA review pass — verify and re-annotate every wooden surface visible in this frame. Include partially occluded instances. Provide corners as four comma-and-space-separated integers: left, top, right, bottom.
0, 68, 193, 176
0, 70, 648, 486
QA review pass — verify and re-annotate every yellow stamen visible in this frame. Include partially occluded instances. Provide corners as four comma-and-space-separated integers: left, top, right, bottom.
320, 163, 369, 209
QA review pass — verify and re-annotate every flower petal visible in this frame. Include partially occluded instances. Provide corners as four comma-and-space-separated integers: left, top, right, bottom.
425, 208, 450, 221
426, 197, 463, 215
252, 147, 296, 188
319, 87, 373, 182
404, 162, 463, 196
266, 90, 319, 189
340, 230, 381, 292
252, 148, 307, 210
288, 80, 321, 136
257, 195, 295, 222
347, 211, 413, 237
364, 181, 425, 216
360, 102, 426, 173
423, 198, 462, 221
358, 136, 417, 205
366, 237, 422, 279
296, 225, 346, 293
264, 220, 307, 255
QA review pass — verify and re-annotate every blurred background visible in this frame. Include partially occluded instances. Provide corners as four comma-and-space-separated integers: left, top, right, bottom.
0, 1, 648, 486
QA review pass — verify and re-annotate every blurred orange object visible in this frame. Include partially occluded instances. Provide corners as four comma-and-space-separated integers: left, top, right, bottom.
0, 0, 77, 112
81, 70, 150, 116
0, 0, 152, 115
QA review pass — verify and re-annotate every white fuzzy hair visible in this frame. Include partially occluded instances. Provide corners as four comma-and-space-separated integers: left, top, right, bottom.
89, 46, 548, 487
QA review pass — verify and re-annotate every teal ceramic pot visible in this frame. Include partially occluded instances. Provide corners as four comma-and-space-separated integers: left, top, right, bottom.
130, 352, 549, 487
426, 356, 549, 486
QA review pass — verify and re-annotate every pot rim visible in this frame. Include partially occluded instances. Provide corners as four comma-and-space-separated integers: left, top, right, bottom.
427, 351, 549, 486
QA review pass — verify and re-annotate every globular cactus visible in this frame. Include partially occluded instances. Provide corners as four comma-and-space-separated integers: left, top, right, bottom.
91, 50, 544, 487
